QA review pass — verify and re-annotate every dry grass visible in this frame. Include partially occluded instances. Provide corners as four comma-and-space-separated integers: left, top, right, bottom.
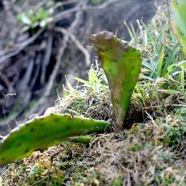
1, 113, 186, 185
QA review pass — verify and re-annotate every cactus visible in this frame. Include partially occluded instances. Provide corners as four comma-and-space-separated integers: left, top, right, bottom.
170, 0, 186, 57
0, 114, 110, 165
91, 31, 142, 128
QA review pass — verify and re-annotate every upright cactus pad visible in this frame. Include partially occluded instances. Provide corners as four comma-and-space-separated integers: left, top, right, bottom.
91, 31, 142, 128
170, 0, 186, 57
0, 114, 110, 165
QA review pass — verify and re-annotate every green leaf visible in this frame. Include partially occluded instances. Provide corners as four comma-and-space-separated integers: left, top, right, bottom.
157, 45, 165, 77
70, 76, 88, 86
88, 68, 98, 91
17, 13, 31, 25
158, 89, 180, 95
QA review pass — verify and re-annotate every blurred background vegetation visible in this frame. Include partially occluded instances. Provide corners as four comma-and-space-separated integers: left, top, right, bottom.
0, 0, 161, 135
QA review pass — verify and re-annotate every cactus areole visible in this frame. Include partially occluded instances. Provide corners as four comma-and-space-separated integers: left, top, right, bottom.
0, 114, 110, 165
91, 31, 142, 128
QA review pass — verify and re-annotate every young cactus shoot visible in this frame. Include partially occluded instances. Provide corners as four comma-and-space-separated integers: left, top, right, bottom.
91, 31, 142, 128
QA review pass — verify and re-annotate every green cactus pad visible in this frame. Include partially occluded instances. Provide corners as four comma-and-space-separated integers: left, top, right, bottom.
91, 31, 142, 128
170, 0, 186, 57
0, 114, 110, 165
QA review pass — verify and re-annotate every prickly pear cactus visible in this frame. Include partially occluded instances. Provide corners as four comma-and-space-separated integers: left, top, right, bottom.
0, 114, 110, 165
170, 0, 186, 57
91, 31, 142, 128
